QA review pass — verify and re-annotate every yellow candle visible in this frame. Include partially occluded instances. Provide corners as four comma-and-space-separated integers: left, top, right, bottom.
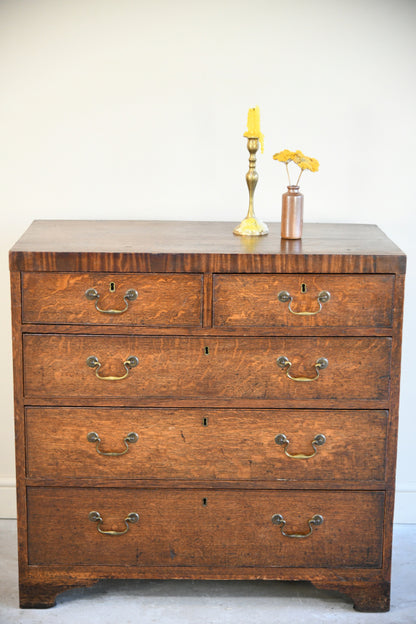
243, 105, 264, 152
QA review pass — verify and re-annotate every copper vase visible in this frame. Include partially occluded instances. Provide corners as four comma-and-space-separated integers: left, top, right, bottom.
281, 185, 304, 239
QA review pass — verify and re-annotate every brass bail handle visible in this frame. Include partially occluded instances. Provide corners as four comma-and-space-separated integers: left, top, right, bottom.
271, 513, 324, 538
278, 290, 330, 315
86, 355, 139, 381
275, 433, 326, 459
87, 431, 139, 456
89, 511, 139, 536
85, 288, 138, 314
277, 356, 328, 382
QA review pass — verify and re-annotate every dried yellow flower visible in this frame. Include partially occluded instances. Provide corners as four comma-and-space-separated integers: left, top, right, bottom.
273, 149, 295, 164
273, 148, 319, 185
293, 151, 320, 172
310, 157, 320, 172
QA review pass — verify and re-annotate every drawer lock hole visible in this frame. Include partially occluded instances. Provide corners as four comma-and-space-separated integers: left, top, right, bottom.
202, 497, 208, 506
205, 346, 209, 355
202, 417, 209, 427
109, 282, 116, 292
301, 283, 307, 293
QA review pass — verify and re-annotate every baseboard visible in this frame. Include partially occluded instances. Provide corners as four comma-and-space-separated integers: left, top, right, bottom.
0, 479, 415, 523
0, 477, 16, 519
394, 484, 416, 524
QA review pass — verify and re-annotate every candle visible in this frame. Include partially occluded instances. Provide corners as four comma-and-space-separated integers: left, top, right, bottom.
244, 105, 264, 153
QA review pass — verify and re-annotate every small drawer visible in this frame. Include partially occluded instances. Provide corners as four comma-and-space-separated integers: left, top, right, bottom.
213, 274, 395, 328
21, 272, 203, 326
25, 408, 388, 483
27, 487, 384, 568
23, 335, 392, 401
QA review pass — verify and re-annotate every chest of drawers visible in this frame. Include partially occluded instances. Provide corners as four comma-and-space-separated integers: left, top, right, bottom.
9, 220, 405, 611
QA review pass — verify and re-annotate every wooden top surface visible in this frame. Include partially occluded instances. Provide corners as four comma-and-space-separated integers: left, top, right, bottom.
9, 220, 406, 273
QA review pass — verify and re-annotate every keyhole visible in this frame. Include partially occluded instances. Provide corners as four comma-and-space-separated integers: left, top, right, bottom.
109, 282, 116, 292
204, 346, 209, 355
202, 417, 209, 427
301, 283, 307, 294
202, 497, 208, 506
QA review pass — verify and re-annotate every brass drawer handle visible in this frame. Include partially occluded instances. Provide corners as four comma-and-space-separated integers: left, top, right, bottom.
275, 433, 326, 459
87, 431, 139, 456
277, 356, 328, 382
89, 511, 139, 536
86, 355, 139, 380
277, 290, 330, 315
271, 513, 324, 538
85, 288, 138, 314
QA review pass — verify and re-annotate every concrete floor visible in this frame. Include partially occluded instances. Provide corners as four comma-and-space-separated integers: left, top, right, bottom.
0, 520, 415, 623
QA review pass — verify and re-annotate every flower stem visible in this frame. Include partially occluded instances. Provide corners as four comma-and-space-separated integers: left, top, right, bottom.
285, 163, 291, 186
296, 169, 303, 186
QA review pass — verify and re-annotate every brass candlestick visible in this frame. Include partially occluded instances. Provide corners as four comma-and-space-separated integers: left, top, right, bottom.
233, 137, 269, 236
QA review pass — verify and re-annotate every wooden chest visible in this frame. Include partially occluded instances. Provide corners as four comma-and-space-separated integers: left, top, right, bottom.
9, 220, 406, 611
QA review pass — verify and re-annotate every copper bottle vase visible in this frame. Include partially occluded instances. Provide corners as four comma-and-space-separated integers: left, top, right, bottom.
281, 185, 303, 239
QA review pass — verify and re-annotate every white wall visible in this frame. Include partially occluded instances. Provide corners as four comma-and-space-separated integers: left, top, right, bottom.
0, 0, 415, 520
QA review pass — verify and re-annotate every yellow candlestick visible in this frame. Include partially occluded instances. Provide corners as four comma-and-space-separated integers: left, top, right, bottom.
243, 105, 264, 152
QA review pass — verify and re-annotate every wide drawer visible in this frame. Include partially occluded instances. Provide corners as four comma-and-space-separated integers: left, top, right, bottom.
213, 274, 395, 328
21, 272, 203, 326
25, 408, 388, 482
23, 335, 392, 400
27, 487, 384, 568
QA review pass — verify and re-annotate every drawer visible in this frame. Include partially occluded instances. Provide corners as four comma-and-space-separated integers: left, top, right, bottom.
23, 335, 392, 401
27, 487, 384, 568
213, 274, 395, 328
25, 408, 388, 482
21, 272, 203, 326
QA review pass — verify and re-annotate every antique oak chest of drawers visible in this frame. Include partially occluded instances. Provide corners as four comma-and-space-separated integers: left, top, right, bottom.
9, 220, 406, 611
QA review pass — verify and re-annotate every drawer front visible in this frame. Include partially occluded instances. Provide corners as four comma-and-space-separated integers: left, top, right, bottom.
27, 487, 384, 568
22, 272, 203, 326
213, 274, 395, 328
23, 335, 392, 400
26, 408, 388, 482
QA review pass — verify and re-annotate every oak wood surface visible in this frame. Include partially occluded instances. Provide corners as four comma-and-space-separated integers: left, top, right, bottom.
9, 221, 406, 274
10, 271, 31, 577
213, 274, 394, 328
312, 580, 391, 612
22, 272, 203, 326
27, 487, 384, 568
9, 220, 406, 611
23, 334, 392, 401
18, 322, 397, 337
18, 567, 388, 611
25, 407, 387, 482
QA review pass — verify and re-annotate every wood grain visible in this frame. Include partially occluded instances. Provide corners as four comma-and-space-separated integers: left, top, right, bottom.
25, 407, 388, 483
9, 220, 406, 611
213, 274, 395, 328
23, 335, 392, 401
27, 487, 384, 568
22, 272, 203, 326
312, 580, 391, 612
9, 221, 406, 274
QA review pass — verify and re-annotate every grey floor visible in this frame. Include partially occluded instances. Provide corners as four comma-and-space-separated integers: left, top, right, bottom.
0, 520, 415, 624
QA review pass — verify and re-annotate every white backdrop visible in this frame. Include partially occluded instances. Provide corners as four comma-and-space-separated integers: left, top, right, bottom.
0, 0, 415, 521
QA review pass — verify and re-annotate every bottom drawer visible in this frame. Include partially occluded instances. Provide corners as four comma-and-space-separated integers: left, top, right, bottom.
27, 488, 384, 569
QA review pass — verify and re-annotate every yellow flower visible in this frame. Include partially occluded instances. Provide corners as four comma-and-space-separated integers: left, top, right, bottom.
309, 157, 319, 172
293, 151, 319, 172
273, 148, 319, 185
273, 149, 295, 164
